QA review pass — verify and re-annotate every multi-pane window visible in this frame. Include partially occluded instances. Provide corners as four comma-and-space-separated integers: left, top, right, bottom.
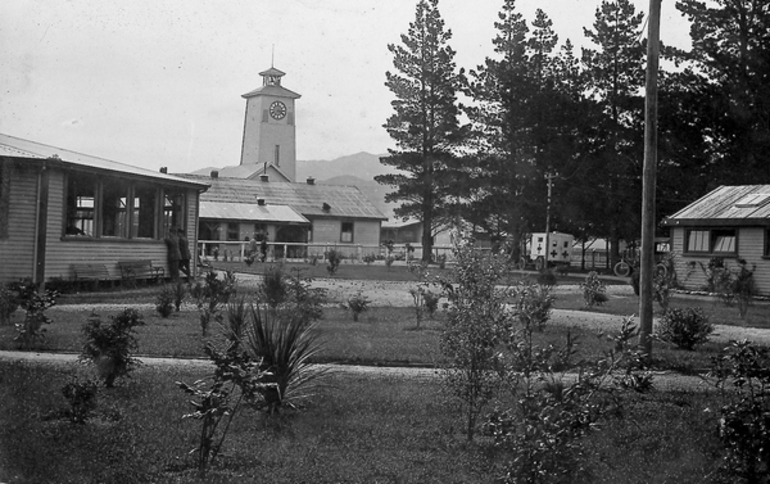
686, 229, 737, 254
163, 189, 185, 235
101, 179, 128, 237
0, 161, 10, 239
341, 222, 354, 243
227, 223, 239, 241
132, 185, 157, 238
65, 174, 97, 236
65, 173, 184, 240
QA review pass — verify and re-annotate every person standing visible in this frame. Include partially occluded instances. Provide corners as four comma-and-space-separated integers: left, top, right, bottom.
164, 228, 181, 281
177, 228, 192, 282
260, 235, 268, 263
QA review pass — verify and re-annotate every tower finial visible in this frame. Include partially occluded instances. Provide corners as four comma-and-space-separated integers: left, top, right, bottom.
271, 44, 275, 68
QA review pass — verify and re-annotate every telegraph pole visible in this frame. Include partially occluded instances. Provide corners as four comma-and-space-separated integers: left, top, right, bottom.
544, 172, 556, 268
639, 0, 662, 358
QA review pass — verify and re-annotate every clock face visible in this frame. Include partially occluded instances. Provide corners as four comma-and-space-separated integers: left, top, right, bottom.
269, 100, 287, 120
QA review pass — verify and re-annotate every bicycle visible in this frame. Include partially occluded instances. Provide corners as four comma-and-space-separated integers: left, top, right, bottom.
613, 256, 668, 278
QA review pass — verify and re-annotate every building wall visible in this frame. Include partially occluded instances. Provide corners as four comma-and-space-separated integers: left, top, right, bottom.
240, 95, 297, 182
0, 162, 37, 284
672, 226, 770, 295
43, 172, 200, 281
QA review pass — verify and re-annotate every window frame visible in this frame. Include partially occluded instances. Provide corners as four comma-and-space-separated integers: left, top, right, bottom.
340, 221, 354, 243
63, 171, 183, 242
684, 227, 738, 255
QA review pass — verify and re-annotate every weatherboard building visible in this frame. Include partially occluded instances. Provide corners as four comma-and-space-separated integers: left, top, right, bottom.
182, 66, 386, 260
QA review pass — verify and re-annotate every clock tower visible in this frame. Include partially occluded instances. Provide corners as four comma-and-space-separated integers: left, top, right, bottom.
239, 66, 301, 182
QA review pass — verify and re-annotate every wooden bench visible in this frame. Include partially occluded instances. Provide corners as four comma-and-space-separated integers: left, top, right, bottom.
117, 259, 164, 286
72, 263, 111, 290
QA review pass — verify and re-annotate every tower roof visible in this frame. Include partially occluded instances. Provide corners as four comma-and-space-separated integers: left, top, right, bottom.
258, 67, 286, 78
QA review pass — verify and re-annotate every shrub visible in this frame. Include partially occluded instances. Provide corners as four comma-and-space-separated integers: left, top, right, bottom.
80, 308, 145, 387
436, 253, 447, 269
344, 291, 370, 322
511, 282, 555, 333
536, 268, 557, 286
440, 232, 510, 441
0, 283, 19, 325
385, 255, 395, 269
422, 289, 440, 318
259, 265, 288, 308
732, 259, 756, 320
60, 378, 99, 424
244, 304, 327, 414
326, 248, 344, 276
190, 271, 236, 336
363, 253, 376, 265
580, 271, 607, 308
284, 269, 326, 325
657, 307, 713, 350
177, 343, 271, 478
155, 285, 175, 318
12, 280, 58, 348
223, 296, 250, 349
708, 340, 770, 483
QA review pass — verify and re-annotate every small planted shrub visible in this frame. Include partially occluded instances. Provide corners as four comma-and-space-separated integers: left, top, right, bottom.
362, 253, 376, 265
436, 253, 447, 269
190, 271, 236, 336
732, 259, 756, 319
0, 283, 19, 325
177, 343, 271, 478
511, 281, 555, 332
343, 291, 370, 322
245, 304, 327, 414
580, 271, 607, 308
80, 308, 145, 387
536, 268, 557, 287
155, 285, 175, 318
422, 289, 440, 319
60, 378, 100, 424
223, 296, 249, 349
326, 248, 344, 276
657, 307, 713, 350
385, 255, 395, 269
259, 265, 287, 309
13, 280, 59, 348
708, 340, 770, 483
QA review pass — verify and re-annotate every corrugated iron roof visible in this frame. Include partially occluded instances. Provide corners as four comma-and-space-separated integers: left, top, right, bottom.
177, 174, 388, 221
0, 133, 209, 188
241, 84, 301, 99
663, 185, 770, 226
200, 201, 309, 224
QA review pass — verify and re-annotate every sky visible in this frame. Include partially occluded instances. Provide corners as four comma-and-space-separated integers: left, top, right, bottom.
1, 0, 692, 175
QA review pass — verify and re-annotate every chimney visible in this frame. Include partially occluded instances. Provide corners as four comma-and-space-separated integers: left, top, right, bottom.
322, 202, 331, 212
260, 174, 269, 182
306, 176, 315, 185
159, 167, 168, 174
210, 170, 219, 179
257, 198, 266, 206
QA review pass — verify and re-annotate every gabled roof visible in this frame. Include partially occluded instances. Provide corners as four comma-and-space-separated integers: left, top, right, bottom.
200, 201, 308, 224
663, 185, 770, 227
190, 163, 292, 181
241, 84, 301, 100
177, 174, 387, 221
0, 133, 209, 189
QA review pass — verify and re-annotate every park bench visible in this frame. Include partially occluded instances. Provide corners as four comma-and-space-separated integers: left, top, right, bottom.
117, 259, 164, 286
71, 263, 112, 290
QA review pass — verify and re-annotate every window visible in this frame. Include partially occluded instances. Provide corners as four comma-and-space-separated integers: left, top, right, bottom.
64, 172, 185, 240
686, 228, 737, 254
163, 189, 185, 235
66, 173, 97, 236
132, 185, 158, 238
227, 223, 240, 241
101, 179, 128, 237
341, 222, 354, 243
275, 144, 280, 166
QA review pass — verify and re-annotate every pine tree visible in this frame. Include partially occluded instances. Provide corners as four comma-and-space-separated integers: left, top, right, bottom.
581, 0, 646, 264
376, 0, 466, 262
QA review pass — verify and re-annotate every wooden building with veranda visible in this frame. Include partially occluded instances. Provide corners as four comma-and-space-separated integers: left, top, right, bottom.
0, 133, 209, 285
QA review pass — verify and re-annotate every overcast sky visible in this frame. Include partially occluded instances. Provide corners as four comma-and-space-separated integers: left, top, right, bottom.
1, 0, 691, 174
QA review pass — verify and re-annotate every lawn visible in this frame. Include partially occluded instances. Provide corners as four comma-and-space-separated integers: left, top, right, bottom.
0, 360, 724, 483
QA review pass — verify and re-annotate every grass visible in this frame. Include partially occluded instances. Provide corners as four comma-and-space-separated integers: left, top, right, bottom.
0, 360, 726, 483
